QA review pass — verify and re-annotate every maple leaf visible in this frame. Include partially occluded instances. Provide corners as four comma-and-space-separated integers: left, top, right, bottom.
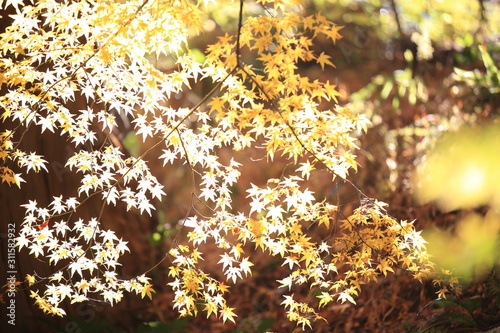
208, 97, 225, 114
218, 282, 230, 294
376, 259, 395, 276
278, 277, 293, 290
282, 256, 299, 269
37, 116, 56, 133
337, 291, 356, 305
1, 0, 24, 11
318, 292, 333, 309
247, 219, 267, 238
323, 81, 341, 103
140, 284, 156, 300
316, 52, 335, 70
220, 306, 237, 323
71, 294, 88, 303
229, 244, 244, 259
280, 294, 297, 310
100, 230, 118, 243
204, 300, 218, 318
325, 25, 343, 41
226, 267, 242, 283
300, 249, 316, 268
297, 160, 315, 179
25, 274, 36, 286
16, 234, 30, 250
218, 253, 234, 271
239, 257, 253, 276
29, 244, 44, 258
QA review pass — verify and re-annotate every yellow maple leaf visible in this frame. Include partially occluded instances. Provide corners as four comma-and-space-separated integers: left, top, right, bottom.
220, 305, 237, 323
218, 282, 230, 293
316, 52, 335, 70
323, 81, 341, 103
25, 274, 36, 286
376, 259, 395, 276
317, 292, 333, 309
140, 284, 156, 300
208, 97, 225, 114
204, 301, 218, 318
246, 219, 267, 238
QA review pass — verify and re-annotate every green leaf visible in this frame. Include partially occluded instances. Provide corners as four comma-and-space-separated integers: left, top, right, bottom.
380, 79, 394, 99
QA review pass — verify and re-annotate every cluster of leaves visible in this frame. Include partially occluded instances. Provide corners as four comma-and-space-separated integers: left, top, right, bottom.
17, 197, 155, 316
0, 0, 449, 328
327, 1, 499, 330
168, 176, 438, 327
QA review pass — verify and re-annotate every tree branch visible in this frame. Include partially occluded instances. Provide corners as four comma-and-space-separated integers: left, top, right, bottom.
236, 0, 245, 62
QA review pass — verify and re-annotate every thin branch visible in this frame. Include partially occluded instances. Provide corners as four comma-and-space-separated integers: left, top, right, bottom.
238, 66, 364, 196
176, 127, 198, 187
236, 0, 245, 62
237, 63, 404, 226
389, 0, 405, 39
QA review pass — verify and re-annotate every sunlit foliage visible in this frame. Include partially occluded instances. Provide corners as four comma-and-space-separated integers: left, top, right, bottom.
0, 0, 445, 327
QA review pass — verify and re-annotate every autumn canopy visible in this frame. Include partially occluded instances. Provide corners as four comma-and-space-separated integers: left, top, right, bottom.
1, 0, 498, 331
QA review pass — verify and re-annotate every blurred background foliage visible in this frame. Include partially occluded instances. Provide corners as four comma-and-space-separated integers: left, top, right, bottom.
416, 123, 500, 287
